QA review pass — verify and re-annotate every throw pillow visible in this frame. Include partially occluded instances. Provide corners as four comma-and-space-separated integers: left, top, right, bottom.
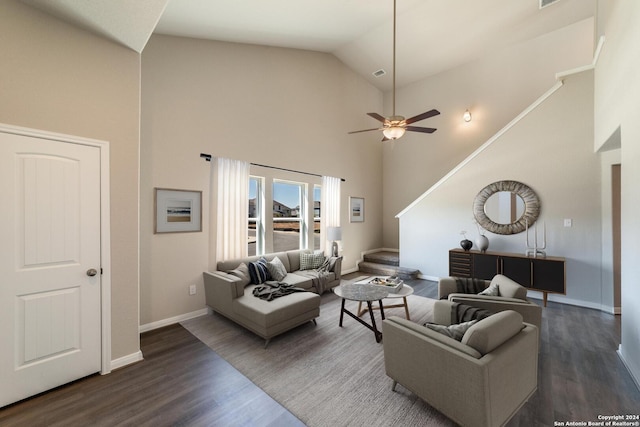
461, 311, 523, 355
267, 256, 288, 282
248, 258, 270, 284
300, 252, 325, 270
493, 276, 527, 299
425, 320, 479, 341
479, 282, 500, 296
227, 262, 250, 286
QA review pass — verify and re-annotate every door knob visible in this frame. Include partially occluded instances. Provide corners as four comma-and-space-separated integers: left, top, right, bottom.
86, 268, 98, 277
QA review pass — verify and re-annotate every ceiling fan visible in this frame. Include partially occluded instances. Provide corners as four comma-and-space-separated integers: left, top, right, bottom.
349, 0, 440, 141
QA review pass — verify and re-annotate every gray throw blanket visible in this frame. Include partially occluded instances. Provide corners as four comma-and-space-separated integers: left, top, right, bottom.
296, 257, 335, 294
454, 277, 487, 295
453, 302, 493, 323
252, 282, 307, 301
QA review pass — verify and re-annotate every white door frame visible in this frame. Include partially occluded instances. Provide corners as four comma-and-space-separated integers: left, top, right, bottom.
0, 122, 112, 374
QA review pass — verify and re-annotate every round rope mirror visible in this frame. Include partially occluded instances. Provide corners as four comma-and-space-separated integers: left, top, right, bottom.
473, 180, 540, 235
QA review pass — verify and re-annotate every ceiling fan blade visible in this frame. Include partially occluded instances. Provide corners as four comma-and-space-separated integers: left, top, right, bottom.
405, 109, 440, 125
406, 126, 437, 134
348, 127, 382, 134
367, 112, 387, 123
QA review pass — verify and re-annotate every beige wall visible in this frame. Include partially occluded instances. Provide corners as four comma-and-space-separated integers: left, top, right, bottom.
594, 0, 640, 389
382, 18, 595, 248
0, 1, 141, 360
399, 71, 602, 307
140, 35, 383, 326
599, 148, 621, 314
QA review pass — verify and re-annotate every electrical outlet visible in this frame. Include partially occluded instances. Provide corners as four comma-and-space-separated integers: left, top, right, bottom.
564, 218, 572, 227
189, 284, 196, 295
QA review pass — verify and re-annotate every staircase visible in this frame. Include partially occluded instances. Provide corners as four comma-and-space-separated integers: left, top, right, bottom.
358, 251, 420, 280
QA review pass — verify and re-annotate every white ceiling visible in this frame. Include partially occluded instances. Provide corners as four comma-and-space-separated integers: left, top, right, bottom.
21, 0, 596, 91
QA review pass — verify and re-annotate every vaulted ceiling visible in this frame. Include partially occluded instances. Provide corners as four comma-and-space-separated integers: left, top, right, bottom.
21, 0, 596, 90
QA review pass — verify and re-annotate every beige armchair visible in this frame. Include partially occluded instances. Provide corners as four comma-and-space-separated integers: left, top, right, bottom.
438, 274, 542, 330
383, 311, 539, 427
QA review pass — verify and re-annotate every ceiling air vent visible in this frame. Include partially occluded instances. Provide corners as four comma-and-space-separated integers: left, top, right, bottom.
540, 0, 561, 9
372, 69, 386, 78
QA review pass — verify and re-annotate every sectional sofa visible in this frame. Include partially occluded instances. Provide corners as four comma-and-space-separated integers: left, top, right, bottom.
203, 249, 342, 346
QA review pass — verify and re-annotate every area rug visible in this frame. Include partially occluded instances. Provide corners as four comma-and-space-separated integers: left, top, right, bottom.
181, 291, 456, 427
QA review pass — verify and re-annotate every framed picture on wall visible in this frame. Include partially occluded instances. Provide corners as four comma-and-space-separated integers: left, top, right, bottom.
154, 188, 202, 233
349, 197, 365, 223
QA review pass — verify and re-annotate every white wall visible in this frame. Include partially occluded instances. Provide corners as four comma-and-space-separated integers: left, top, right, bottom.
140, 35, 383, 326
594, 0, 640, 389
399, 71, 603, 308
382, 18, 595, 248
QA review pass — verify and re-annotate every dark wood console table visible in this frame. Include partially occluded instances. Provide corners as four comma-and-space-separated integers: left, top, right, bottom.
449, 248, 566, 306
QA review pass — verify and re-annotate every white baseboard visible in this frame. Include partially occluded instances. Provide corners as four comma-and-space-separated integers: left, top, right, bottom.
425, 276, 618, 314
110, 350, 143, 371
139, 308, 209, 334
526, 291, 607, 311
110, 308, 211, 372
617, 345, 640, 392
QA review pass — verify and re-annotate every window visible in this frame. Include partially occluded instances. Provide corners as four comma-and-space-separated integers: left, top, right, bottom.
248, 177, 263, 256
272, 180, 306, 252
248, 173, 318, 256
313, 185, 321, 250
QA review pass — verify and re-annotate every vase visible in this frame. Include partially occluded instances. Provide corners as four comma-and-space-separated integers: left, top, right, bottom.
460, 239, 472, 251
476, 235, 489, 253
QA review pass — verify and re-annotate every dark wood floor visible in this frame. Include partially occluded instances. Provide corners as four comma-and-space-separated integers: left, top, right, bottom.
1, 275, 639, 426
0, 322, 304, 427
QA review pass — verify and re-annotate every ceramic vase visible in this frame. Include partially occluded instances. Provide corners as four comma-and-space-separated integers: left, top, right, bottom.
460, 239, 473, 251
476, 235, 489, 253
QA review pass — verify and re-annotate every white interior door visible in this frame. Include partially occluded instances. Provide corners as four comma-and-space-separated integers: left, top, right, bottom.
0, 131, 102, 407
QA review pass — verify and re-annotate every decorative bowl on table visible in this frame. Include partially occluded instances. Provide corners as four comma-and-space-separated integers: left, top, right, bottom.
366, 276, 404, 293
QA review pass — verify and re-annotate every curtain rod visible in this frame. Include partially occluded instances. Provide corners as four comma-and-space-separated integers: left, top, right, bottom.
200, 153, 345, 182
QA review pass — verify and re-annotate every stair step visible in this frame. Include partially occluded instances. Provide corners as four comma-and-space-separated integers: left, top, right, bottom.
358, 261, 419, 280
363, 251, 400, 267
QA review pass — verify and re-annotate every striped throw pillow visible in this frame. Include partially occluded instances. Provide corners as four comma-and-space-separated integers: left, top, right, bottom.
248, 258, 270, 284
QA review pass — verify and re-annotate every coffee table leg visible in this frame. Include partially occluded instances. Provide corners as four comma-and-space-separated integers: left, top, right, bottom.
367, 301, 382, 343
357, 301, 365, 317
378, 299, 385, 320
403, 296, 410, 320
339, 298, 346, 327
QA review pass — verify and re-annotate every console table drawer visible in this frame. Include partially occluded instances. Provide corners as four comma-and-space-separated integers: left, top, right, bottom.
449, 250, 472, 277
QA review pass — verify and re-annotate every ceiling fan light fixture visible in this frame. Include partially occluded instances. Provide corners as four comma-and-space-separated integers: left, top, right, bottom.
383, 126, 406, 140
347, 0, 439, 141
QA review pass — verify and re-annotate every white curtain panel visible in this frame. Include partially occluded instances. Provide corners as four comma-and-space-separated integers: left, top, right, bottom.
321, 176, 341, 255
214, 157, 250, 262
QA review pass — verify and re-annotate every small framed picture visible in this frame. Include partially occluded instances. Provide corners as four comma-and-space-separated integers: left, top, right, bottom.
349, 197, 364, 223
154, 188, 202, 233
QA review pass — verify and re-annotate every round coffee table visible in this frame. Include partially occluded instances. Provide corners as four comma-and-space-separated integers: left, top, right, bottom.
334, 284, 389, 343
357, 284, 414, 320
